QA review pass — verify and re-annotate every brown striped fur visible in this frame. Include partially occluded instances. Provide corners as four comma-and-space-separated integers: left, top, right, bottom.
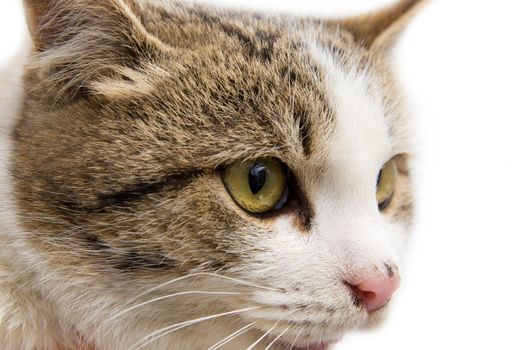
0, 0, 427, 348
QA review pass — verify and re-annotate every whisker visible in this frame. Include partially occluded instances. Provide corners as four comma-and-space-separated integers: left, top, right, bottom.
108, 291, 243, 323
133, 306, 261, 350
133, 272, 281, 303
287, 325, 306, 350
207, 322, 256, 350
265, 325, 292, 350
246, 318, 282, 350
199, 273, 283, 292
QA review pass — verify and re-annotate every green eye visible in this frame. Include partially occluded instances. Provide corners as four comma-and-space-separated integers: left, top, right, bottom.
376, 159, 397, 210
222, 158, 289, 214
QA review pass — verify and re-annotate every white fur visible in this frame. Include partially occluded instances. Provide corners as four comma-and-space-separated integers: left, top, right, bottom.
308, 43, 402, 277
242, 42, 408, 347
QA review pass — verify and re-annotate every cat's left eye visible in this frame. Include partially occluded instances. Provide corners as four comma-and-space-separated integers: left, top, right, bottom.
222, 158, 290, 214
376, 159, 397, 211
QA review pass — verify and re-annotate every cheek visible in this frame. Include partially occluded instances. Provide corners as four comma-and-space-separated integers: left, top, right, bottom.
21, 174, 272, 278
155, 175, 274, 271
246, 220, 340, 294
245, 201, 409, 290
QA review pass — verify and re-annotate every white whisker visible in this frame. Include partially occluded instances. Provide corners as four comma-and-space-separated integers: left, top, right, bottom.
133, 272, 281, 304
133, 306, 260, 350
207, 322, 256, 350
246, 318, 282, 350
108, 291, 243, 322
265, 324, 291, 350
287, 325, 306, 350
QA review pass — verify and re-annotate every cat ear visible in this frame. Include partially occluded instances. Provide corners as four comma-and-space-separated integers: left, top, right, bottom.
23, 0, 145, 52
328, 0, 429, 52
22, 0, 169, 100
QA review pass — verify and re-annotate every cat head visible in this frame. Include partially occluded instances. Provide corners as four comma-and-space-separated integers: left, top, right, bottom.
13, 0, 426, 348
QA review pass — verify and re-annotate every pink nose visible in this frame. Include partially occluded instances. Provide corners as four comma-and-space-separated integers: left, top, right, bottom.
354, 276, 400, 312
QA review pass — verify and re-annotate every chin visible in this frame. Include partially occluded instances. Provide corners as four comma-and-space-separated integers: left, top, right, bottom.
238, 302, 394, 350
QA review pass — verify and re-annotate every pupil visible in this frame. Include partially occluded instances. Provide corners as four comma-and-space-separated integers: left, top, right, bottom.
249, 163, 267, 194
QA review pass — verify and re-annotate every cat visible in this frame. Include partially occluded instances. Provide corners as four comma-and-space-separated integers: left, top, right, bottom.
0, 0, 426, 349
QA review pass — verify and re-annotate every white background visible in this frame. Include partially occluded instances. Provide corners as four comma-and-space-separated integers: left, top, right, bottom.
1, 0, 525, 349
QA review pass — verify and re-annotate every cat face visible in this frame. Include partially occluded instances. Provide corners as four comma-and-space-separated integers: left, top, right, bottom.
11, 0, 424, 348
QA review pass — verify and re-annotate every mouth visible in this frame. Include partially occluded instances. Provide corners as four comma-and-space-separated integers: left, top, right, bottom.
248, 298, 383, 350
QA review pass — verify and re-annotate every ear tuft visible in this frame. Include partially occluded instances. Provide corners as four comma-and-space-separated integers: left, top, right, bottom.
23, 0, 60, 52
328, 0, 429, 51
22, 0, 170, 101
22, 0, 141, 52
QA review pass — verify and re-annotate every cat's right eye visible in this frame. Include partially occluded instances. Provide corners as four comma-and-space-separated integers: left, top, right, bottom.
222, 158, 290, 214
376, 158, 397, 211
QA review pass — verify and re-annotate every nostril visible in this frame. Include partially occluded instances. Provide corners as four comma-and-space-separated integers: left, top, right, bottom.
345, 275, 401, 313
358, 290, 376, 302
344, 283, 371, 305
